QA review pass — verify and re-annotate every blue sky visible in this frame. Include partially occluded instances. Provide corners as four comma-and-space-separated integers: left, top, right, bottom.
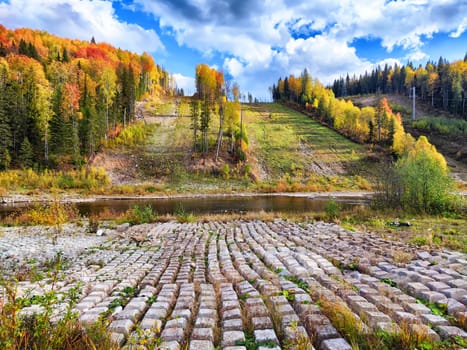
0, 0, 466, 99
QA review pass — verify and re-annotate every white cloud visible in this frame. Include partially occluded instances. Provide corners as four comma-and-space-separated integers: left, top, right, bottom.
172, 73, 195, 95
224, 58, 245, 77
0, 0, 164, 53
405, 50, 429, 62
450, 19, 467, 38
133, 0, 466, 98
1, 0, 464, 98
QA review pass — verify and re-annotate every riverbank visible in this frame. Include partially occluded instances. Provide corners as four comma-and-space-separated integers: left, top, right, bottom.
0, 190, 375, 204
3, 188, 466, 207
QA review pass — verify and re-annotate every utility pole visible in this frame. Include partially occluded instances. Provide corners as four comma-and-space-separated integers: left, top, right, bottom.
240, 105, 243, 143
412, 86, 416, 121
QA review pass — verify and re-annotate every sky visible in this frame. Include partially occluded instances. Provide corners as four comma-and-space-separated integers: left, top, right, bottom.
0, 0, 466, 100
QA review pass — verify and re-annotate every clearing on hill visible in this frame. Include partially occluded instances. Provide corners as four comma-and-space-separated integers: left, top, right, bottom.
243, 103, 377, 183
92, 98, 381, 191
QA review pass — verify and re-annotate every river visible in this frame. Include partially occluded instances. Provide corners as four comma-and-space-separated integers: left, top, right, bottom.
0, 193, 371, 219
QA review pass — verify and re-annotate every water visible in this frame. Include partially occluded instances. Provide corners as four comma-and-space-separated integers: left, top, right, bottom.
0, 195, 370, 219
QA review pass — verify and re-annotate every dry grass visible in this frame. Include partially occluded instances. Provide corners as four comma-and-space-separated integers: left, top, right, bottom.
340, 208, 467, 254
317, 295, 375, 349
0, 168, 110, 193
315, 293, 458, 349
392, 250, 415, 264
2, 201, 79, 226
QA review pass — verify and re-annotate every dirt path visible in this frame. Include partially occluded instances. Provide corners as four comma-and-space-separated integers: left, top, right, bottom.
90, 99, 190, 185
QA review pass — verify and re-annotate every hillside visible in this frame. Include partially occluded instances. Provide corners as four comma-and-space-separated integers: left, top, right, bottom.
0, 25, 173, 171
352, 94, 467, 184
243, 103, 373, 181
91, 97, 378, 192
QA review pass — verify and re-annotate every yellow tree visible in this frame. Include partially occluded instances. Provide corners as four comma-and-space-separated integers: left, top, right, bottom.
289, 75, 301, 102
98, 65, 117, 139
360, 106, 375, 142
300, 68, 312, 103
415, 65, 428, 101
427, 70, 438, 107
397, 136, 453, 213
404, 65, 415, 92
195, 64, 224, 159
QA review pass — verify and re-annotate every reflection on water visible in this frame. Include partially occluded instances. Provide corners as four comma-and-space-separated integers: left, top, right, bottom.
0, 195, 369, 219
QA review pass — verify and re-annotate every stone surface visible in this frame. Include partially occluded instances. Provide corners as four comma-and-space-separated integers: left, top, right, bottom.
159, 341, 180, 350
222, 331, 245, 347
191, 327, 214, 342
420, 314, 449, 326
189, 340, 214, 350
436, 326, 467, 340
313, 324, 340, 345
2, 220, 466, 349
108, 319, 134, 336
251, 316, 273, 330
140, 318, 162, 330
161, 327, 184, 342
319, 338, 352, 350
223, 318, 244, 331
254, 329, 279, 344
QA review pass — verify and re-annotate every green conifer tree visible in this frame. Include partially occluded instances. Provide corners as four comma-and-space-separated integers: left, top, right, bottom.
19, 137, 33, 168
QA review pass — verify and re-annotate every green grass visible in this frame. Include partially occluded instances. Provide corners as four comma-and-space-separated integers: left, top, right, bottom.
106, 122, 156, 148
412, 116, 467, 136
340, 209, 467, 253
243, 103, 373, 191
244, 103, 365, 178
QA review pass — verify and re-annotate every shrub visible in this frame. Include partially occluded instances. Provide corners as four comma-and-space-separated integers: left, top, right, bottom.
174, 203, 196, 223
244, 164, 252, 176
0, 167, 110, 192
106, 122, 153, 149
221, 163, 230, 179
324, 197, 341, 221
4, 201, 78, 226
379, 136, 460, 214
125, 205, 158, 225
412, 117, 467, 136
396, 137, 457, 213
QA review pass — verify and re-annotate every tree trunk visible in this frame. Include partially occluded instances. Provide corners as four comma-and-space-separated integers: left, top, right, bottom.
193, 126, 197, 152
44, 129, 48, 161
215, 107, 224, 162
105, 104, 109, 140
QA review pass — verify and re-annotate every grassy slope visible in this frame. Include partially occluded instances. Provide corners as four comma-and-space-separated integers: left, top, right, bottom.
119, 97, 251, 192
244, 103, 369, 180
352, 94, 467, 185
103, 100, 376, 192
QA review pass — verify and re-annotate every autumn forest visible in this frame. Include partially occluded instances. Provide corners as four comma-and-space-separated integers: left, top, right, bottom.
0, 25, 173, 170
